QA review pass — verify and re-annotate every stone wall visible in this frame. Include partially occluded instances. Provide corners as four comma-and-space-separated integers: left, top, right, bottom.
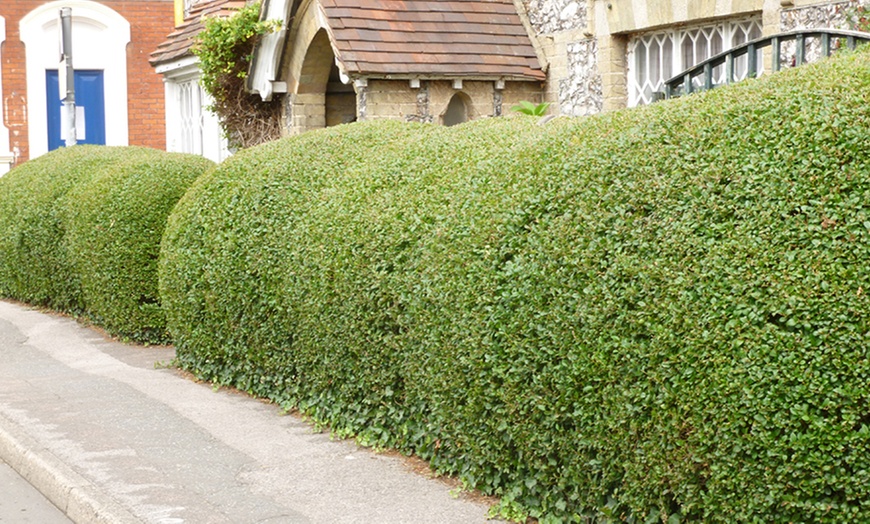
560, 38, 603, 116
779, 2, 854, 65
781, 1, 851, 30
500, 82, 549, 116
522, 0, 859, 115
522, 0, 602, 116
360, 79, 545, 124
524, 0, 588, 33
359, 80, 419, 121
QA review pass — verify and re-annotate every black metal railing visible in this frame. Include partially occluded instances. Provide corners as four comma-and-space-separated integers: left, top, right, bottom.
661, 29, 870, 100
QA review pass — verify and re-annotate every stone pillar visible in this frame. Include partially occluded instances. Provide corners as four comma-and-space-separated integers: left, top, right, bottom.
287, 92, 326, 134
355, 79, 368, 122
597, 33, 628, 112
521, 0, 604, 114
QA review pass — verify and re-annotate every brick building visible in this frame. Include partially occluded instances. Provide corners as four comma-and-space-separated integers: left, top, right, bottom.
0, 0, 175, 173
150, 0, 864, 157
151, 0, 547, 154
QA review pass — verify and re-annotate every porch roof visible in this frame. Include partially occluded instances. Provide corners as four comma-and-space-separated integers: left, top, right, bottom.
323, 0, 546, 81
152, 0, 547, 83
149, 0, 245, 66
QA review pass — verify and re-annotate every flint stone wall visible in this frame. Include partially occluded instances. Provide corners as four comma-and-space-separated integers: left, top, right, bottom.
523, 0, 602, 115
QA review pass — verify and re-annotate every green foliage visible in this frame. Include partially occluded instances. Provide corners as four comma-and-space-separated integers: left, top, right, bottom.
0, 146, 213, 343
844, 0, 870, 32
511, 100, 551, 116
65, 150, 214, 342
193, 3, 282, 149
194, 2, 273, 99
160, 48, 870, 522
0, 147, 131, 312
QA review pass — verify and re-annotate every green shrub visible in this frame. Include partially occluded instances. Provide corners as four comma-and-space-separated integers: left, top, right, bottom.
65, 150, 214, 342
0, 146, 213, 343
159, 121, 439, 387
160, 48, 870, 522
0, 146, 135, 312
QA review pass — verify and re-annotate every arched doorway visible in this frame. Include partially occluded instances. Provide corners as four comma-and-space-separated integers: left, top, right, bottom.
19, 0, 130, 157
293, 29, 355, 133
442, 92, 470, 126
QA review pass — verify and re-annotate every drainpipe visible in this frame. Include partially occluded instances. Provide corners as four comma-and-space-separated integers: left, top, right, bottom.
59, 7, 76, 147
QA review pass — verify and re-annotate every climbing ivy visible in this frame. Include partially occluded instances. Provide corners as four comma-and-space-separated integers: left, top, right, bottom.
193, 2, 282, 149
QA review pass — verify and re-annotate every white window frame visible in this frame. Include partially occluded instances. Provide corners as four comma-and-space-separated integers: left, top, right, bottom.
157, 57, 229, 163
628, 16, 763, 107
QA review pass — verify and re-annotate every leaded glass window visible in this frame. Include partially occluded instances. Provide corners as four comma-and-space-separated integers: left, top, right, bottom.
628, 17, 763, 106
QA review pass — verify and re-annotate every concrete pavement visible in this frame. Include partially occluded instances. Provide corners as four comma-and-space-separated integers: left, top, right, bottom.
0, 300, 493, 523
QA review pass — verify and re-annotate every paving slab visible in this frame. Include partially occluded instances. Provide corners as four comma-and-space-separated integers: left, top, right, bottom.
0, 300, 492, 524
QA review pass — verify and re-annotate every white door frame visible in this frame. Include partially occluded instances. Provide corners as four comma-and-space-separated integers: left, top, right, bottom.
19, 0, 130, 158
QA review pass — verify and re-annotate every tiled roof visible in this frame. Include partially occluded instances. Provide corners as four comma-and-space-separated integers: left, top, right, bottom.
323, 0, 546, 81
153, 0, 546, 81
150, 0, 246, 66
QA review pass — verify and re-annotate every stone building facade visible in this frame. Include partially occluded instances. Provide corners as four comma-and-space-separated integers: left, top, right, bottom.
520, 0, 863, 115
153, 0, 863, 148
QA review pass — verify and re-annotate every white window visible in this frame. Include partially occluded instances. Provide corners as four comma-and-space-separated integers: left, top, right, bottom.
628, 17, 763, 106
159, 59, 229, 163
178, 78, 205, 155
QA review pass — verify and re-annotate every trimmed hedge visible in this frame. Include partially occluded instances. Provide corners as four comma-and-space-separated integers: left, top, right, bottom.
0, 146, 213, 343
160, 49, 870, 522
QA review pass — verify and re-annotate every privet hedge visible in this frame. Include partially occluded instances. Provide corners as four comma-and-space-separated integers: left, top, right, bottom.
0, 146, 213, 343
160, 49, 870, 522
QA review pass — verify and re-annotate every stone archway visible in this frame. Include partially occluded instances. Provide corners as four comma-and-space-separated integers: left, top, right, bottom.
291, 29, 354, 132
442, 92, 471, 126
292, 29, 332, 131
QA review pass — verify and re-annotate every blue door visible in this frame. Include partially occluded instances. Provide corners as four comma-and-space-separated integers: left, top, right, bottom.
46, 70, 106, 150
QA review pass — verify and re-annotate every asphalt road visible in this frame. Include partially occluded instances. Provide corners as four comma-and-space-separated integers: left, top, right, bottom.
0, 459, 72, 523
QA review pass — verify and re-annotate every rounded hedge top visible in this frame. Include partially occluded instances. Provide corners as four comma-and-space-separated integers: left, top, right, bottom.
159, 49, 870, 522
0, 145, 214, 343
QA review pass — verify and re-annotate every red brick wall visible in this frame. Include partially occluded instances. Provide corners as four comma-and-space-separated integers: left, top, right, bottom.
2, 1, 34, 165
1, 0, 175, 165
116, 0, 175, 151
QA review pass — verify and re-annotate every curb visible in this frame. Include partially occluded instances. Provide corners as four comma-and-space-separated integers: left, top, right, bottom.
0, 411, 141, 524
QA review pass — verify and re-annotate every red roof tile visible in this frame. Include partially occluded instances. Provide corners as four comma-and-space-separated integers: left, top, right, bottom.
153, 0, 545, 81
150, 0, 246, 66
322, 0, 545, 81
